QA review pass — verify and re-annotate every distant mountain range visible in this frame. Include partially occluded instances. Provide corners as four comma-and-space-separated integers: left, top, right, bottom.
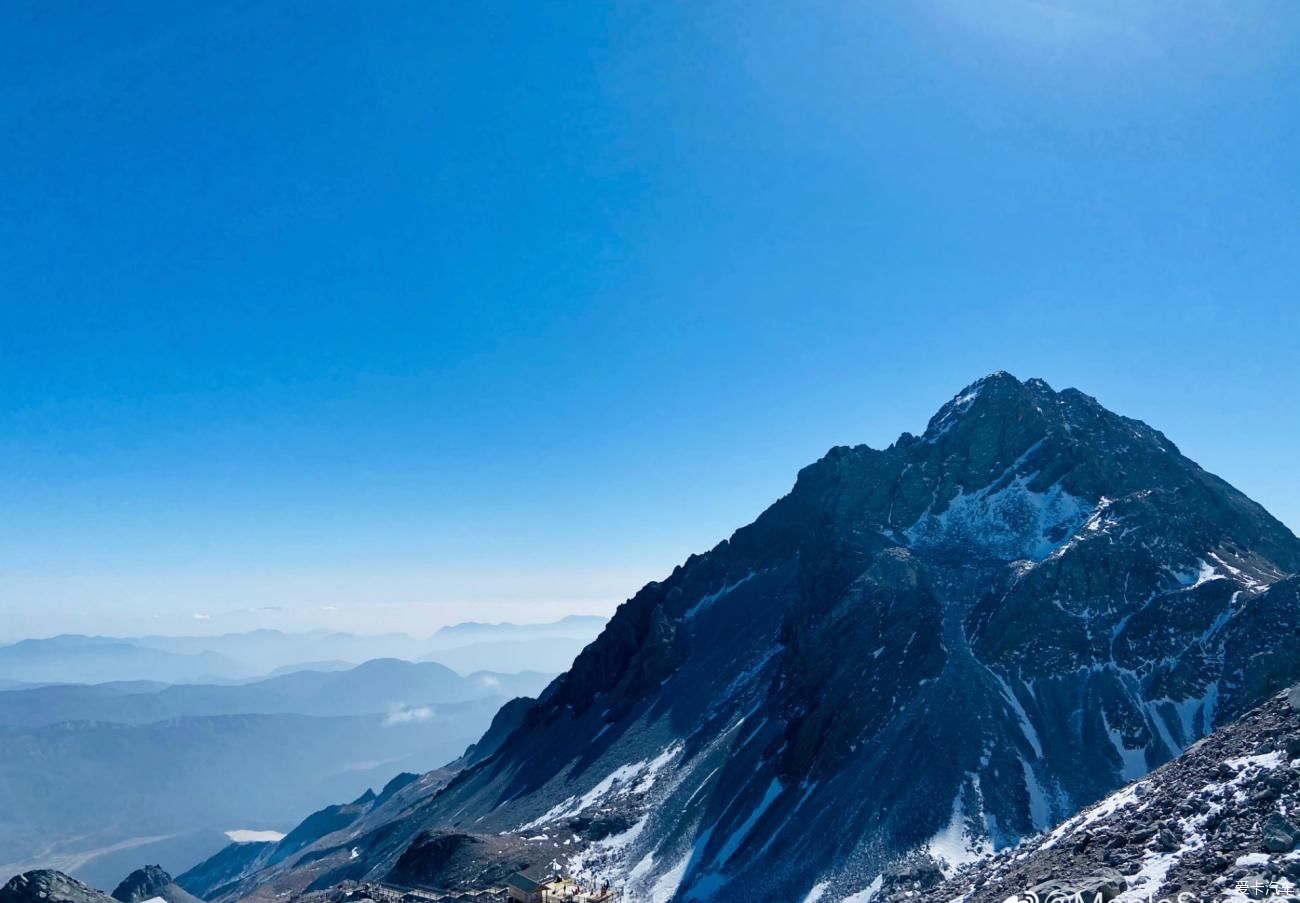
191, 373, 1300, 903
0, 637, 246, 686
0, 655, 556, 888
427, 615, 608, 648
0, 617, 607, 685
0, 659, 551, 728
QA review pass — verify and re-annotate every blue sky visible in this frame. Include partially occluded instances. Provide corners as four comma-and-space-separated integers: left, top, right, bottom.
2, 1, 1298, 639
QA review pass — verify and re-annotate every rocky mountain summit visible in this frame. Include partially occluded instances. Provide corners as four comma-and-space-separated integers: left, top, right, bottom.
111, 866, 204, 903
887, 684, 1300, 902
194, 373, 1300, 903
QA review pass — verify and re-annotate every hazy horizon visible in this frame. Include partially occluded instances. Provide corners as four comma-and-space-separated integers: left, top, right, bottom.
0, 602, 613, 647
0, 609, 613, 646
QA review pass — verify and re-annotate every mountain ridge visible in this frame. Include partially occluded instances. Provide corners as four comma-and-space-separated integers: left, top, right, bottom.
183, 373, 1300, 903
0, 619, 608, 685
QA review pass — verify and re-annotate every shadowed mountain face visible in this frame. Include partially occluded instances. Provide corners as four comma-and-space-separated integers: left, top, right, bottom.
205, 374, 1300, 903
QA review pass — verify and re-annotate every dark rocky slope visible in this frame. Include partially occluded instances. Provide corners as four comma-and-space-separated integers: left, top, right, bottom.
175, 845, 274, 903
212, 374, 1300, 903
887, 685, 1300, 902
178, 771, 461, 902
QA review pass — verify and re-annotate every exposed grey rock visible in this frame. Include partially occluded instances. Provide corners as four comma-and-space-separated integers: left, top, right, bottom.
0, 872, 116, 903
1262, 813, 1299, 853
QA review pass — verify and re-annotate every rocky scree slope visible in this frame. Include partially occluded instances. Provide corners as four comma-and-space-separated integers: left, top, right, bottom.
215, 373, 1300, 903
889, 685, 1300, 902
176, 772, 435, 902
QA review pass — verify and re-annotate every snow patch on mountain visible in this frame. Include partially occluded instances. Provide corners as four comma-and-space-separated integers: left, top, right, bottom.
520, 745, 683, 831
993, 673, 1042, 758
927, 785, 993, 875
906, 475, 1091, 562
842, 874, 884, 902
685, 572, 760, 621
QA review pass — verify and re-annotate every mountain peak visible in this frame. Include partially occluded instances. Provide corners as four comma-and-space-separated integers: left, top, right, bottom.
111, 866, 204, 903
922, 370, 1043, 440
110, 867, 171, 902
973, 368, 1021, 387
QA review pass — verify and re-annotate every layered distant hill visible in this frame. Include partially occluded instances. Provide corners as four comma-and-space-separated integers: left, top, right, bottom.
0, 637, 245, 686
0, 659, 551, 728
420, 616, 609, 674
0, 656, 557, 889
426, 615, 607, 648
0, 618, 607, 686
198, 373, 1300, 903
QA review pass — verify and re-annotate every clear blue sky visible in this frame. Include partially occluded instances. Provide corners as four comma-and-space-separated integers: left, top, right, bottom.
2, 1, 1298, 639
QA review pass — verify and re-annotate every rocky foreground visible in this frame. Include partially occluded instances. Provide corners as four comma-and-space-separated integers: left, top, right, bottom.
878, 685, 1300, 902
0, 872, 117, 903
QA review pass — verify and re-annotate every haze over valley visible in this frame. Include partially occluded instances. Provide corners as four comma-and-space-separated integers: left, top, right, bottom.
0, 618, 604, 888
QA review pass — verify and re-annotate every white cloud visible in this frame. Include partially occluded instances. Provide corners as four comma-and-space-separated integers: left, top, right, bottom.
383, 705, 435, 726
225, 829, 286, 843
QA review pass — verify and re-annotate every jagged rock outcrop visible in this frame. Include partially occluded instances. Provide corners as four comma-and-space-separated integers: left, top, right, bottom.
111, 866, 204, 903
207, 373, 1300, 903
891, 685, 1300, 901
0, 872, 116, 903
